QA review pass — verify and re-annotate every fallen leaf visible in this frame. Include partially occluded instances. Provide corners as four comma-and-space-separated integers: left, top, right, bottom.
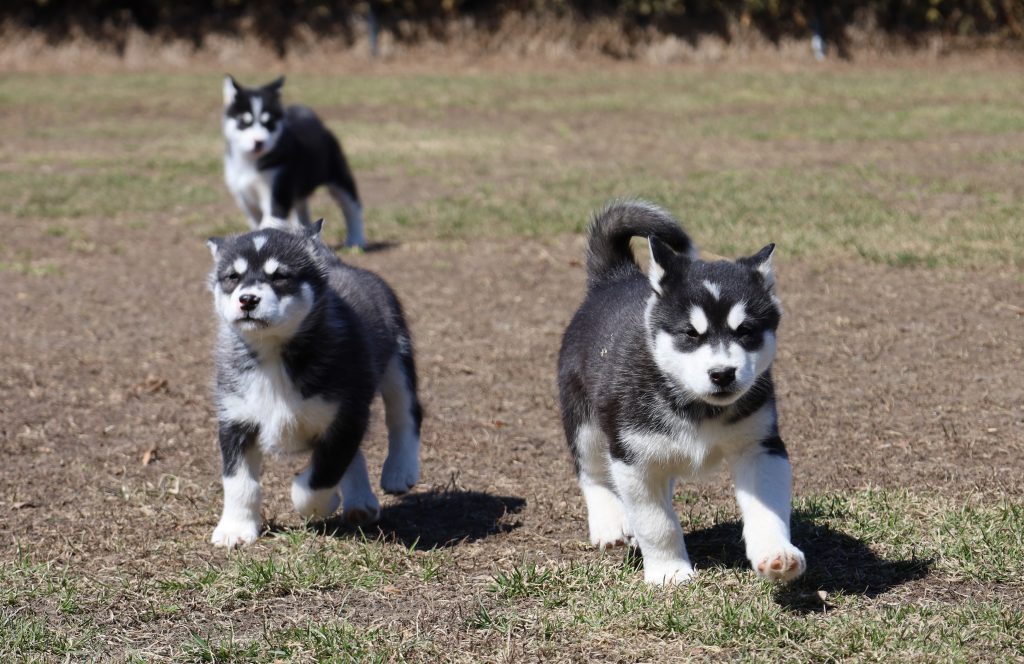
142, 447, 158, 466
12, 501, 36, 509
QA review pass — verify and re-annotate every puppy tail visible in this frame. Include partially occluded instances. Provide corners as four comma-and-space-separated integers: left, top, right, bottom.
585, 199, 694, 287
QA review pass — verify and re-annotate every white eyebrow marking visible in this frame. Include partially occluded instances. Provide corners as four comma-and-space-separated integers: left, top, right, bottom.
727, 302, 747, 330
252, 235, 267, 252
263, 258, 281, 275
703, 280, 721, 300
232, 257, 248, 274
689, 306, 709, 335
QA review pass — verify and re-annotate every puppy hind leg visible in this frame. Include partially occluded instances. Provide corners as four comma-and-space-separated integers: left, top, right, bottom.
379, 352, 422, 495
327, 184, 366, 249
293, 198, 313, 230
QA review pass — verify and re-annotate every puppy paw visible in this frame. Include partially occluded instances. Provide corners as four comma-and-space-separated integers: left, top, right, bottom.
211, 518, 260, 548
342, 501, 381, 527
292, 481, 341, 520
752, 544, 806, 583
643, 560, 696, 586
585, 489, 633, 549
589, 515, 634, 549
380, 450, 419, 495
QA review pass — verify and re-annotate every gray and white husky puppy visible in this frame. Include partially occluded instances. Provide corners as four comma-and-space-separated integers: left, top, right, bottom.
222, 75, 366, 248
206, 221, 420, 547
557, 200, 805, 585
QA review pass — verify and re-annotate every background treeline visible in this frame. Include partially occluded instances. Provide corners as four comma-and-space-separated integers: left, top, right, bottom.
4, 0, 1023, 54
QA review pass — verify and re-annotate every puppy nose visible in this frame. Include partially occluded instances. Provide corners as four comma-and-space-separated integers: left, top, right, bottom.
253, 140, 264, 152
239, 293, 260, 311
709, 367, 736, 387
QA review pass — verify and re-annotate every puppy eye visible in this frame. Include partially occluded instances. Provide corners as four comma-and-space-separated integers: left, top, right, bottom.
735, 324, 754, 337
222, 272, 240, 284
684, 326, 701, 339
270, 271, 290, 283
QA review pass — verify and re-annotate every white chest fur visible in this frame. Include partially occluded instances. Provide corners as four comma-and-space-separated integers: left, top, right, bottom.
623, 403, 776, 477
224, 151, 272, 209
218, 360, 338, 455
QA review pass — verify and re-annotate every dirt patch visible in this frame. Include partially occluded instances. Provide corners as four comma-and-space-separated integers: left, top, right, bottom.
2, 229, 1022, 564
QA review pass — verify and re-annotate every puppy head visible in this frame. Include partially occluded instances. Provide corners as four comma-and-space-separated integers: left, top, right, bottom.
207, 222, 326, 344
646, 238, 781, 406
222, 75, 285, 157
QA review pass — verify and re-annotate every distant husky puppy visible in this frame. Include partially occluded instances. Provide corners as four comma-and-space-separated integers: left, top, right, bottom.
222, 75, 366, 248
557, 200, 805, 585
206, 222, 421, 547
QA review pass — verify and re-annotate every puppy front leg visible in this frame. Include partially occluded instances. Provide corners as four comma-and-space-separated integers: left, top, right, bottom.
612, 461, 694, 585
291, 409, 377, 525
732, 437, 806, 582
259, 184, 293, 231
212, 422, 263, 548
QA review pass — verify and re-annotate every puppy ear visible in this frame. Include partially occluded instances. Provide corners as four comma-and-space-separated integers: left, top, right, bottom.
266, 76, 285, 94
223, 75, 239, 106
647, 236, 677, 296
307, 219, 325, 237
206, 237, 225, 258
742, 243, 776, 289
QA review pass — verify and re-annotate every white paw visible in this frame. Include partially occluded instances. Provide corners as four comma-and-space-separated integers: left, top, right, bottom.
342, 493, 381, 526
584, 488, 633, 549
588, 509, 634, 549
211, 517, 260, 548
292, 478, 341, 520
752, 544, 806, 583
643, 560, 696, 585
380, 448, 419, 495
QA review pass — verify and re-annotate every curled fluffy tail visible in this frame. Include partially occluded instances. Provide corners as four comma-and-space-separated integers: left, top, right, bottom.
585, 199, 694, 286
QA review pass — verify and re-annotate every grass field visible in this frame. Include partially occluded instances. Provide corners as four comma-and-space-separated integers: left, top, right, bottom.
1, 61, 1023, 662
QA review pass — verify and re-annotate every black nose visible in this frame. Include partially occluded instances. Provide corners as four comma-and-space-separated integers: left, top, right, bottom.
709, 367, 736, 387
239, 293, 260, 311
253, 140, 264, 152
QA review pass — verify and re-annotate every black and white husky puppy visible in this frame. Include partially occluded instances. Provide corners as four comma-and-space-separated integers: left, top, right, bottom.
222, 75, 366, 248
206, 221, 421, 547
557, 200, 805, 585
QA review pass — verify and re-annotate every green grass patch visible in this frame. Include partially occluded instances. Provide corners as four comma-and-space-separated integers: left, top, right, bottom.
3, 69, 1023, 267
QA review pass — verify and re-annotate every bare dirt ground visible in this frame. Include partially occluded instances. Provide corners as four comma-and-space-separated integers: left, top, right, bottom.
1, 61, 1023, 660
3, 221, 1023, 653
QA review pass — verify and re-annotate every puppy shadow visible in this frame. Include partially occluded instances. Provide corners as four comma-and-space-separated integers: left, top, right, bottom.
318, 489, 527, 549
330, 240, 398, 254
680, 510, 932, 613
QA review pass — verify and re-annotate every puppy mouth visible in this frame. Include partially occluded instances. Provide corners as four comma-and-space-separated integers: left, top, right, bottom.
703, 389, 743, 405
235, 316, 270, 328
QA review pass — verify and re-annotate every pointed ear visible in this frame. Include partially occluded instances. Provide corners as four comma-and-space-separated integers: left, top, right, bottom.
206, 237, 225, 259
223, 75, 239, 106
647, 236, 677, 296
743, 243, 776, 288
307, 219, 325, 237
265, 76, 285, 94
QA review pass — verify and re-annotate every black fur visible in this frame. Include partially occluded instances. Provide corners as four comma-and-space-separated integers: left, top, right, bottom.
558, 200, 782, 468
211, 227, 420, 486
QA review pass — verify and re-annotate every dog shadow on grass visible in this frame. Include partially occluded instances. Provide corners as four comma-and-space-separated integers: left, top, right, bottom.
674, 511, 932, 613
317, 489, 527, 549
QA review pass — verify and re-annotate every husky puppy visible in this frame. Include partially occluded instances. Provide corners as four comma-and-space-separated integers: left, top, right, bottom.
222, 75, 366, 248
206, 221, 421, 547
557, 200, 805, 585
